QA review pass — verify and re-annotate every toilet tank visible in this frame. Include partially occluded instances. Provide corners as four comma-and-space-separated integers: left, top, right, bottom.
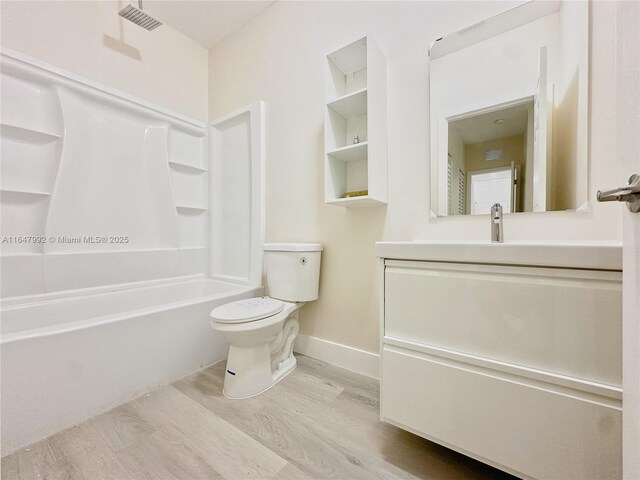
264, 243, 322, 302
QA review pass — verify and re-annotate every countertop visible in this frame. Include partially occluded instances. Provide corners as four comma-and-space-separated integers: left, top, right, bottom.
375, 240, 622, 270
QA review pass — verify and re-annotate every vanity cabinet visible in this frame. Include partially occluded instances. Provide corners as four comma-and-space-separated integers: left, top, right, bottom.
377, 242, 623, 480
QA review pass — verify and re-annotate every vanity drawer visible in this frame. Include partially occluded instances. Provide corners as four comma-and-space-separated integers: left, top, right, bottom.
381, 346, 621, 480
384, 260, 622, 386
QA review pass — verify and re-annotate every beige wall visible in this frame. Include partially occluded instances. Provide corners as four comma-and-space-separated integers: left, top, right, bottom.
523, 108, 535, 211
464, 134, 525, 213
0, 1, 208, 121
208, 1, 623, 354
464, 135, 525, 174
552, 0, 589, 211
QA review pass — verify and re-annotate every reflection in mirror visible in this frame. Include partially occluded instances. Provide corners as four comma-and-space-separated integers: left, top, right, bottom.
430, 0, 589, 216
448, 98, 534, 215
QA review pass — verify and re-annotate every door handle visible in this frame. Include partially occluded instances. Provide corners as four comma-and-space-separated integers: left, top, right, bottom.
597, 173, 640, 213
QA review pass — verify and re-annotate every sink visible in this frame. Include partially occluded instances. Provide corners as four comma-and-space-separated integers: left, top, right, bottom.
375, 240, 622, 270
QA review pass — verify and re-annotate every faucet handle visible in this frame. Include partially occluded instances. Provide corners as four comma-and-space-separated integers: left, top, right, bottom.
491, 203, 503, 218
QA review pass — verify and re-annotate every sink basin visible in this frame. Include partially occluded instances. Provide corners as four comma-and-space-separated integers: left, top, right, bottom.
375, 240, 622, 270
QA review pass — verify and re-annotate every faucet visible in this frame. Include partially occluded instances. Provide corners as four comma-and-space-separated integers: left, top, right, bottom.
491, 203, 503, 243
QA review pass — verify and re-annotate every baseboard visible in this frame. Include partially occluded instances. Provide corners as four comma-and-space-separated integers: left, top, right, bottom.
294, 334, 380, 379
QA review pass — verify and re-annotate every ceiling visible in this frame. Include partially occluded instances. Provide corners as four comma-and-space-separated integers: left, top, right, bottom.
451, 100, 533, 144
143, 1, 276, 48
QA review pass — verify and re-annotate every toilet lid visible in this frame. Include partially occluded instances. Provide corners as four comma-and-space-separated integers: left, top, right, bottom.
210, 297, 284, 323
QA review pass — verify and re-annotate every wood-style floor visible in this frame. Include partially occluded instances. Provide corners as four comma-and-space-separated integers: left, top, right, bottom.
1, 355, 517, 480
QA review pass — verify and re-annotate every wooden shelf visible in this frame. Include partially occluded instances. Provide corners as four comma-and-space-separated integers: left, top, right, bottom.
327, 142, 368, 162
327, 88, 367, 118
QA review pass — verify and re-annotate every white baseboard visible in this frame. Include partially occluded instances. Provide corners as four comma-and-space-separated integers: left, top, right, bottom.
294, 334, 380, 379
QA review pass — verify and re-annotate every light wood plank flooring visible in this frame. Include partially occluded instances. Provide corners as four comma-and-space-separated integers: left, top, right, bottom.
1, 355, 518, 480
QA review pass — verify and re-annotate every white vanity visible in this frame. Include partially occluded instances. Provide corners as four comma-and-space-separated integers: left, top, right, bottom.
376, 241, 622, 480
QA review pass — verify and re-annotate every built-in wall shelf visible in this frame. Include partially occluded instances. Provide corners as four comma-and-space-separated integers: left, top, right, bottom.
1, 123, 62, 142
169, 154, 206, 218
324, 36, 387, 207
327, 195, 386, 207
1, 189, 51, 255
1, 188, 52, 197
176, 205, 206, 212
327, 88, 367, 118
170, 130, 206, 249
168, 129, 204, 172
168, 161, 206, 173
176, 205, 206, 249
327, 142, 368, 163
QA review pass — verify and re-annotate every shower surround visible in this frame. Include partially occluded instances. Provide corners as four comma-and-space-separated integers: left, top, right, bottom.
0, 50, 265, 454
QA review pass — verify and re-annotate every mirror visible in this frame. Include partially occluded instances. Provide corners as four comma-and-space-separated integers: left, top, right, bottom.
429, 1, 589, 216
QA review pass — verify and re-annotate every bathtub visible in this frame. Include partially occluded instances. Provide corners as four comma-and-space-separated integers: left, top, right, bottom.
0, 275, 261, 455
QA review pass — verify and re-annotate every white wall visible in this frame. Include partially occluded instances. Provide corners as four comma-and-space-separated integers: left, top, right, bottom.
208, 1, 623, 354
0, 1, 208, 121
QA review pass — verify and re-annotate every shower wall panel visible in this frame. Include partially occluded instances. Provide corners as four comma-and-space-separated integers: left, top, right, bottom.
208, 102, 265, 288
0, 50, 208, 297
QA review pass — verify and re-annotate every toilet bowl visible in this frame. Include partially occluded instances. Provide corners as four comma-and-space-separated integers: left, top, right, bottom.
210, 243, 322, 399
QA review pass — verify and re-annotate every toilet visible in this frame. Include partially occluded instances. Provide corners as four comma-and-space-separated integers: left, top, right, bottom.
210, 243, 322, 399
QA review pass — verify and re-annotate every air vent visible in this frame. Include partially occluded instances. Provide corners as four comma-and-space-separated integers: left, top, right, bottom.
484, 149, 503, 161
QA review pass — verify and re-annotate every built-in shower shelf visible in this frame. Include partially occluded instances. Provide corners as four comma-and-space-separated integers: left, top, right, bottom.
176, 205, 206, 212
327, 142, 368, 162
1, 252, 45, 258
168, 161, 206, 173
176, 204, 206, 249
1, 188, 52, 197
1, 123, 62, 142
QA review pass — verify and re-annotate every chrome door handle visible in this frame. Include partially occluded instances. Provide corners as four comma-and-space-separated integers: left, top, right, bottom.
597, 173, 640, 213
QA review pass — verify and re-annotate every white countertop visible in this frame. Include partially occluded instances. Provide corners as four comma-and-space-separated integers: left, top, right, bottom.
375, 240, 622, 270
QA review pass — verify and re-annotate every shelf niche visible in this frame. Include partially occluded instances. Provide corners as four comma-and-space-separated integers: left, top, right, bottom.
324, 36, 387, 207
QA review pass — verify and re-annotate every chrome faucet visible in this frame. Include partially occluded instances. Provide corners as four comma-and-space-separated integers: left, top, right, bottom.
491, 203, 503, 243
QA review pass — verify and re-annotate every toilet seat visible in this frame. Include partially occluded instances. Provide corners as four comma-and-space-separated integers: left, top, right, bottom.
210, 297, 284, 324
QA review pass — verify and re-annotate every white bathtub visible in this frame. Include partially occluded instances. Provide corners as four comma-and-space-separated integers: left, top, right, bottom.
0, 275, 261, 455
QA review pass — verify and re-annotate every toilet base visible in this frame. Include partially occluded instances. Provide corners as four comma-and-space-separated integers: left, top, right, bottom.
223, 353, 296, 399
221, 310, 300, 399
